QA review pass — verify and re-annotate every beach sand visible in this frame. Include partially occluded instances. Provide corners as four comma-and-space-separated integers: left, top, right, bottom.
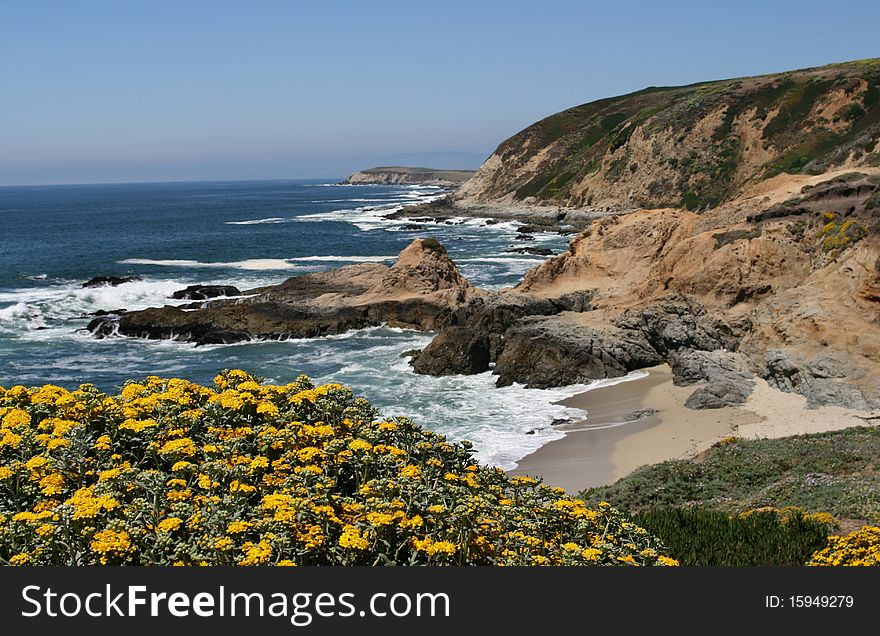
508, 364, 871, 494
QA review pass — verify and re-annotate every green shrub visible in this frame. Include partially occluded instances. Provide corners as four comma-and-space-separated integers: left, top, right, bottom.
820, 217, 868, 252
581, 427, 880, 521
633, 507, 832, 566
0, 373, 673, 566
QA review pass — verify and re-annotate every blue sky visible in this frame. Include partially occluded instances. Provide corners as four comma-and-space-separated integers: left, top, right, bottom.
2, 0, 879, 185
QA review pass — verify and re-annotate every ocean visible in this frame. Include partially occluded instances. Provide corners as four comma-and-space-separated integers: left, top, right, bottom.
0, 179, 592, 469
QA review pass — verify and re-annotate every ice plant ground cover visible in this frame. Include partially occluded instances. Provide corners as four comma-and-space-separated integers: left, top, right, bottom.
0, 370, 676, 566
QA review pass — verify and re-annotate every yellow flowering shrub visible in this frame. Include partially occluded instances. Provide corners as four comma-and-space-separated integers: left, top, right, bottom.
808, 526, 880, 566
0, 371, 673, 566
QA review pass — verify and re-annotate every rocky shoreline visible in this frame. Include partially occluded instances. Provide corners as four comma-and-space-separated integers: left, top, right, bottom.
84, 164, 880, 414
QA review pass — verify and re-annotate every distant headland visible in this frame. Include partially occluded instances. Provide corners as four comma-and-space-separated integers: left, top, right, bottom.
343, 166, 476, 186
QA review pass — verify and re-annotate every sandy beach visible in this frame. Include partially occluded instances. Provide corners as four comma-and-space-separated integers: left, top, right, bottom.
509, 364, 873, 494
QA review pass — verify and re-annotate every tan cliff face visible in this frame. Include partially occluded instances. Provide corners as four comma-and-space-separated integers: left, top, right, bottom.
456, 59, 880, 211
512, 168, 880, 406
445, 58, 880, 406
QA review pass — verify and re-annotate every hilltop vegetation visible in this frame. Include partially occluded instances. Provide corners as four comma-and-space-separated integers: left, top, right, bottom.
458, 59, 880, 210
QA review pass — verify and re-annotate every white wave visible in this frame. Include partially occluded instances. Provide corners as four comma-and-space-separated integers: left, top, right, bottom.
288, 255, 395, 263
458, 256, 547, 264
0, 273, 287, 337
578, 369, 650, 393
0, 302, 36, 323
315, 198, 398, 204
225, 217, 292, 225
118, 258, 309, 271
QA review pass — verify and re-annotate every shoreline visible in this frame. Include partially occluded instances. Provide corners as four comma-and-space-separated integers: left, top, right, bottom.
508, 364, 871, 494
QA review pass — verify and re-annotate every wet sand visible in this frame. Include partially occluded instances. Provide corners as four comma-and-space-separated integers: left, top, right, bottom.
508, 364, 869, 494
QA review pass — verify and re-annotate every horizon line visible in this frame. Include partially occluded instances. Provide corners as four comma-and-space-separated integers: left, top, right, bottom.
0, 175, 351, 189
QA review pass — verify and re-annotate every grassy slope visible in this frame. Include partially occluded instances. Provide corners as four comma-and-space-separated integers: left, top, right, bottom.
580, 425, 880, 524
484, 58, 880, 209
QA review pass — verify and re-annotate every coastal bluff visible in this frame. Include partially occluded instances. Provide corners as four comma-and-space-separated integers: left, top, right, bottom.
343, 166, 475, 186
87, 58, 880, 413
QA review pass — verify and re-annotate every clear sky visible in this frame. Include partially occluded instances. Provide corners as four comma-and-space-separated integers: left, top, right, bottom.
2, 0, 879, 185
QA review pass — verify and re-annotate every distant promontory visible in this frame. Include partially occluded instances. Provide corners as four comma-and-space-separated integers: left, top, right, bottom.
343, 166, 476, 186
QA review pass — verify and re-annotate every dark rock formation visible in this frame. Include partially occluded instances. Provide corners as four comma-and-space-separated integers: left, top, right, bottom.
82, 276, 141, 288
517, 225, 549, 234
171, 285, 243, 300
612, 296, 745, 355
88, 239, 482, 346
547, 290, 593, 313
492, 295, 744, 389
493, 317, 656, 388
505, 247, 555, 256
668, 349, 755, 409
411, 326, 490, 376
762, 349, 876, 410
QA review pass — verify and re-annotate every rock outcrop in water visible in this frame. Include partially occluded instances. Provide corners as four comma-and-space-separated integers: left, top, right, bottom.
82, 276, 141, 288
170, 285, 242, 300
89, 239, 483, 345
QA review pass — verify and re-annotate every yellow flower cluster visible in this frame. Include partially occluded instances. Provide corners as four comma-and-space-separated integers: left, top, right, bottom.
0, 371, 673, 566
808, 526, 880, 566
738, 506, 838, 529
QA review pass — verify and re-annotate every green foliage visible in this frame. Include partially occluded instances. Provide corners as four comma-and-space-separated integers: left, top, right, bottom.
515, 173, 556, 199
763, 79, 835, 138
864, 82, 880, 109
582, 427, 880, 522
600, 112, 629, 132
418, 238, 446, 254
820, 218, 868, 252
682, 191, 701, 211
713, 227, 762, 248
500, 58, 880, 208
843, 103, 868, 122
605, 156, 629, 183
633, 507, 832, 566
0, 374, 673, 566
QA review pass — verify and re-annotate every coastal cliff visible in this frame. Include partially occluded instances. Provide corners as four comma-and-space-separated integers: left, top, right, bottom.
87, 59, 880, 413
344, 166, 476, 186
456, 59, 880, 210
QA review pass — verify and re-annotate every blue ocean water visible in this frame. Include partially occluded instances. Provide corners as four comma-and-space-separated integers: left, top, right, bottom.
0, 179, 590, 468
